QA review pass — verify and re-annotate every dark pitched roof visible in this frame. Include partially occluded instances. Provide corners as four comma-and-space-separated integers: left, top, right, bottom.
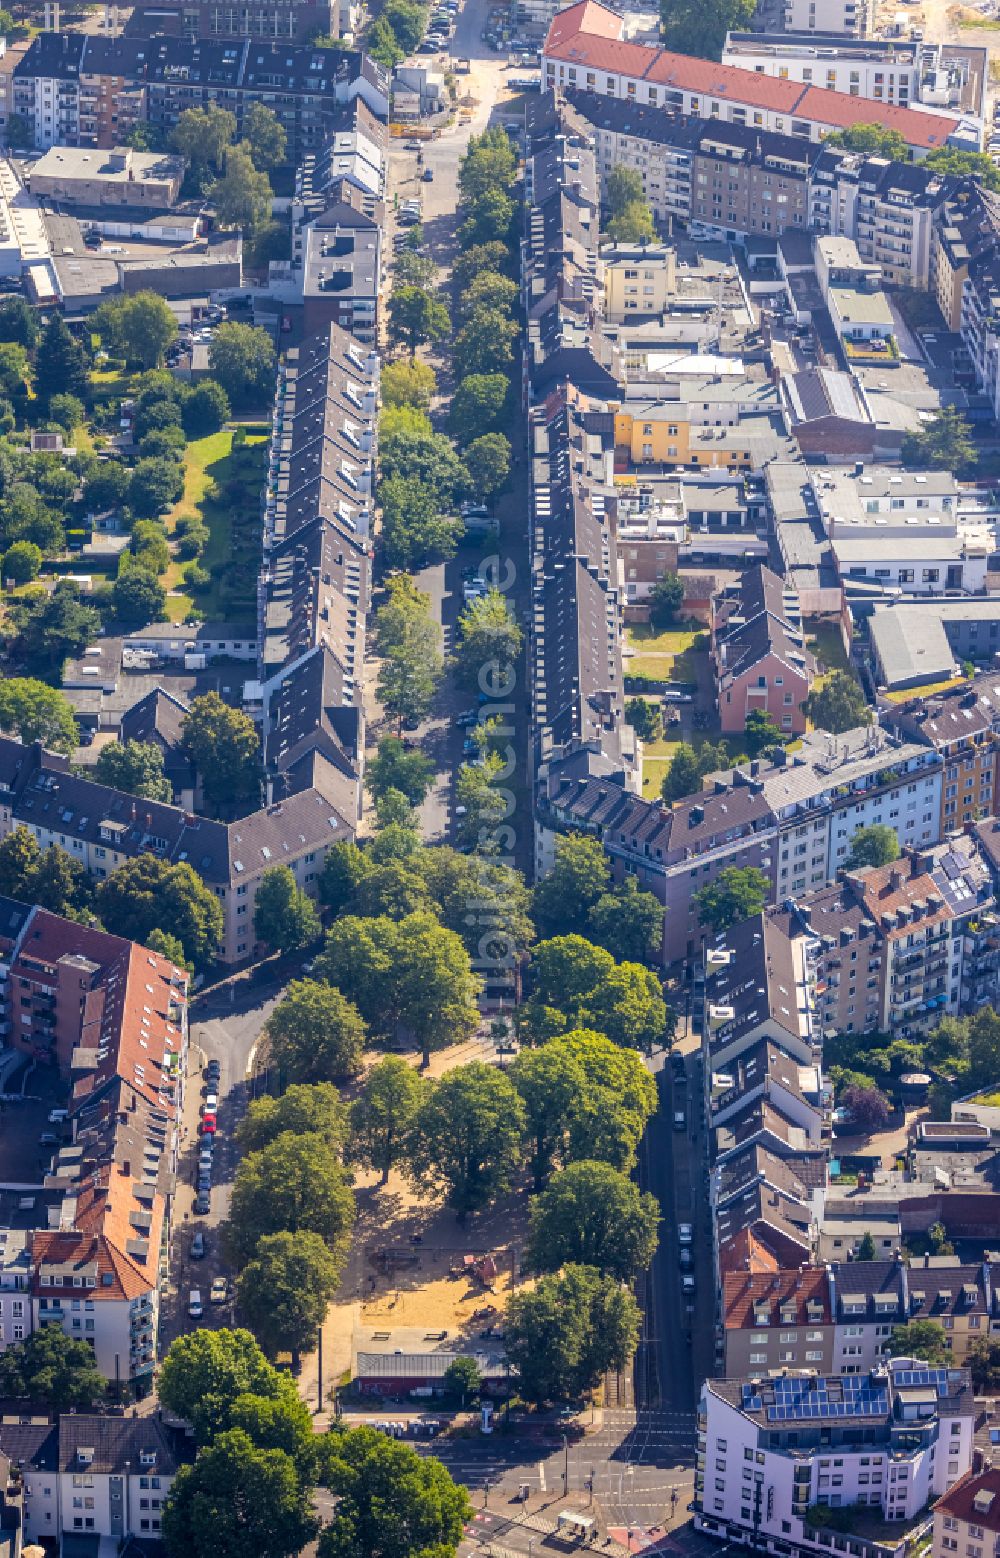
56, 1414, 180, 1476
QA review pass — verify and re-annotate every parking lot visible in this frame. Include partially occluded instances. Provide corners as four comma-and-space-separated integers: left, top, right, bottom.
0, 1064, 71, 1187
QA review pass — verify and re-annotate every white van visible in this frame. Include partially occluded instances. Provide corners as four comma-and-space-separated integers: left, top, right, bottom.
188, 1289, 203, 1319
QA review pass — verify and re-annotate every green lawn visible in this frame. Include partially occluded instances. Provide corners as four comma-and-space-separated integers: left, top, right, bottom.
163, 429, 268, 623
883, 677, 965, 705
625, 623, 708, 681
805, 618, 851, 684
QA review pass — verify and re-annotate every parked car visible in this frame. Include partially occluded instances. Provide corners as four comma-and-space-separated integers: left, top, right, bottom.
421, 167, 434, 181
191, 1231, 206, 1260
678, 1222, 693, 1245
205, 1059, 221, 1081
673, 1108, 686, 1130
201, 1115, 218, 1134
679, 1248, 694, 1271
194, 1191, 211, 1215
210, 1277, 228, 1305
681, 1274, 696, 1295
188, 1289, 203, 1319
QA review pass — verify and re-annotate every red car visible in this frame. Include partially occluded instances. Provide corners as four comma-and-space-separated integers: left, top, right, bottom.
201, 1115, 218, 1134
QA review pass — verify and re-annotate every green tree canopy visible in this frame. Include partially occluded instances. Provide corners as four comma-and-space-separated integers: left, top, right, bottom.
902, 405, 976, 475
237, 1230, 344, 1361
824, 122, 909, 159
886, 1320, 950, 1364
264, 980, 366, 1084
374, 575, 444, 731
454, 586, 522, 691
846, 824, 901, 871
94, 739, 173, 801
459, 126, 517, 202
253, 865, 321, 954
1, 538, 42, 584
532, 834, 611, 940
162, 1428, 317, 1558
404, 1061, 525, 1218
96, 855, 224, 968
694, 865, 770, 933
380, 474, 461, 571
183, 379, 231, 437
317, 1425, 472, 1558
181, 691, 261, 810
237, 1081, 348, 1155
0, 677, 77, 753
225, 1130, 355, 1266
505, 1263, 641, 1405
648, 572, 685, 628
458, 269, 518, 320
464, 432, 511, 500
214, 142, 273, 234
243, 100, 287, 168
349, 1055, 424, 1183
587, 877, 662, 964
527, 1159, 660, 1280
805, 670, 870, 735
365, 735, 434, 808
449, 372, 510, 445
453, 241, 511, 294
208, 322, 276, 406
34, 315, 88, 409
525, 934, 668, 1052
95, 291, 178, 369
744, 709, 785, 756
625, 697, 662, 743
381, 358, 437, 411
454, 304, 518, 376
388, 285, 451, 357
442, 1354, 481, 1405
157, 1327, 282, 1440
9, 579, 101, 673
924, 145, 1000, 191
170, 104, 237, 172
112, 566, 167, 626
0, 1324, 105, 1411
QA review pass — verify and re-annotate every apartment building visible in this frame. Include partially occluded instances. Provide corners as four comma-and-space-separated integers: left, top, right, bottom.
723, 1269, 835, 1377
933, 1466, 1000, 1558
0, 903, 188, 1389
696, 1362, 975, 1556
810, 150, 956, 291
721, 34, 985, 119
713, 1144, 820, 1277
1, 1415, 182, 1545
613, 374, 783, 469
783, 0, 873, 36
543, 1, 967, 153
931, 185, 999, 334
888, 678, 1000, 834
13, 32, 388, 159
711, 565, 816, 737
131, 0, 342, 43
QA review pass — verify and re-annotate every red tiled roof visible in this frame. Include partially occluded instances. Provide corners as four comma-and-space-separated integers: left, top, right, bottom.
723, 1267, 831, 1329
718, 1228, 781, 1277
542, 18, 960, 149
935, 1470, 1000, 1534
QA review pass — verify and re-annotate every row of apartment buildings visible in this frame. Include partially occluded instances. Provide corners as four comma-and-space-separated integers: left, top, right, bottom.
11, 30, 389, 159
0, 899, 189, 1394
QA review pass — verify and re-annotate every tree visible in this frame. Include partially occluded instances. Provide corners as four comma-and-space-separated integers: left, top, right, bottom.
0, 1324, 105, 1411
171, 104, 237, 172
0, 295, 39, 349
365, 736, 434, 808
744, 709, 784, 755
366, 14, 404, 67
112, 566, 166, 626
34, 315, 88, 409
318, 840, 371, 915
404, 1062, 524, 1219
5, 113, 32, 149
31, 844, 88, 917
454, 587, 522, 691
350, 1056, 424, 1184
511, 1028, 657, 1188
380, 475, 461, 571
181, 692, 261, 810
1, 539, 41, 584
48, 392, 85, 435
95, 291, 178, 369
388, 285, 450, 357
157, 1327, 283, 1440
130, 518, 172, 575
902, 405, 976, 475
846, 824, 900, 871
841, 1082, 892, 1133
146, 928, 193, 974
209, 322, 276, 406
381, 359, 437, 411
0, 825, 39, 901
0, 677, 77, 753
415, 846, 534, 968
605, 165, 645, 218
453, 241, 510, 294
253, 865, 321, 954
968, 1337, 1000, 1391
455, 755, 508, 852
243, 100, 287, 168
374, 575, 444, 731
533, 834, 610, 941
394, 246, 436, 289
10, 580, 101, 673
805, 670, 870, 735
228, 1387, 318, 1479
695, 866, 770, 933
238, 1082, 348, 1156
449, 372, 509, 445
527, 1160, 659, 1280
94, 739, 173, 801
505, 1264, 640, 1405
96, 855, 224, 968
587, 878, 662, 964
856, 1230, 877, 1261
83, 458, 131, 514
464, 432, 511, 500
264, 980, 366, 1084
607, 199, 655, 244
966, 1007, 1000, 1091
458, 269, 518, 320
128, 456, 184, 518
648, 572, 685, 628
886, 1320, 949, 1365
459, 128, 517, 201
454, 305, 517, 377
214, 143, 273, 236
317, 1425, 471, 1558
162, 1428, 317, 1558
183, 378, 231, 437
625, 697, 662, 743
225, 1131, 355, 1266
379, 414, 469, 504
442, 1355, 481, 1405
924, 145, 1000, 192
237, 1230, 343, 1362
661, 742, 702, 804
579, 960, 669, 1053
825, 122, 909, 159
